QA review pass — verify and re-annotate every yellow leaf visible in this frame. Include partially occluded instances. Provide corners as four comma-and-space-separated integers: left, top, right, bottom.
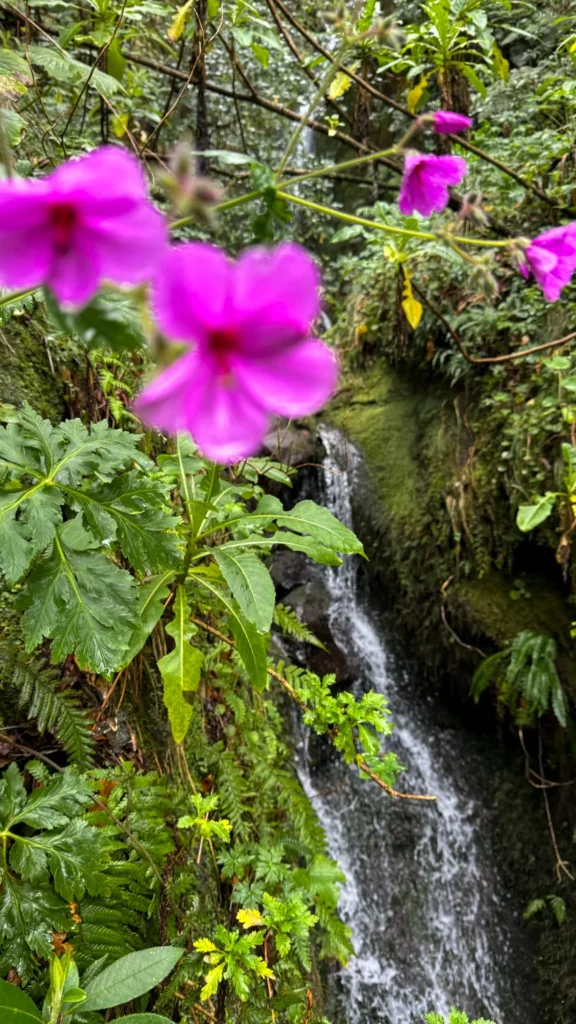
328, 72, 352, 101
200, 962, 225, 1001
570, 39, 576, 53
402, 294, 423, 329
237, 907, 265, 928
402, 271, 423, 329
407, 76, 428, 114
168, 0, 195, 42
112, 112, 129, 138
194, 937, 218, 953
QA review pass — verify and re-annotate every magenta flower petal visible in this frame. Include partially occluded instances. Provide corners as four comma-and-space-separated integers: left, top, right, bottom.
398, 152, 468, 217
0, 228, 52, 290
85, 202, 167, 288
0, 146, 166, 308
137, 242, 337, 462
154, 243, 233, 345
49, 146, 148, 214
49, 239, 101, 308
234, 243, 321, 337
432, 111, 473, 134
522, 224, 576, 302
232, 340, 338, 418
188, 379, 268, 463
134, 350, 210, 435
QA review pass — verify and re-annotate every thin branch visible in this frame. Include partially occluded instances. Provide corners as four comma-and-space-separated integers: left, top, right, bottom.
265, 0, 353, 127
270, 0, 555, 206
123, 51, 398, 164
411, 282, 576, 364
189, 616, 436, 801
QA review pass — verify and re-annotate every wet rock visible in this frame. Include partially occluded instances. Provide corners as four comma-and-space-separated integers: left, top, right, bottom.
282, 580, 352, 683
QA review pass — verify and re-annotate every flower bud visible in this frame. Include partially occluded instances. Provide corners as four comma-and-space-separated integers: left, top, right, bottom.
458, 192, 489, 227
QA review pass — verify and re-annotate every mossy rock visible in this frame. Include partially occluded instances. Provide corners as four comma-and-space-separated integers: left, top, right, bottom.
0, 312, 65, 421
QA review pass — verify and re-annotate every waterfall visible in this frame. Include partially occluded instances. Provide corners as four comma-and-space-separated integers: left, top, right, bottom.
295, 425, 532, 1024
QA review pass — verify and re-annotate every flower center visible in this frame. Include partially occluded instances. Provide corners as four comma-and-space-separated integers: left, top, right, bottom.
50, 203, 78, 252
209, 328, 238, 378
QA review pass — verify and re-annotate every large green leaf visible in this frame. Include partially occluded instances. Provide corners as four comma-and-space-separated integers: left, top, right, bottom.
217, 499, 364, 557
213, 549, 275, 633
19, 523, 136, 674
0, 979, 41, 1022
0, 50, 29, 76
190, 576, 268, 691
0, 405, 142, 486
68, 471, 181, 574
218, 533, 342, 567
81, 946, 184, 1012
516, 493, 556, 532
0, 876, 71, 964
122, 571, 175, 667
157, 585, 204, 743
9, 818, 110, 902
29, 45, 123, 98
48, 293, 147, 353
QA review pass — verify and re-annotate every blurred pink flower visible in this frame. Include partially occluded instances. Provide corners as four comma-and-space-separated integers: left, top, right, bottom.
398, 152, 468, 217
519, 225, 576, 302
0, 146, 166, 308
135, 242, 338, 463
432, 111, 473, 134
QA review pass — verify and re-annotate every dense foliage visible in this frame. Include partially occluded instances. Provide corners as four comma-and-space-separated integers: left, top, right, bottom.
0, 0, 574, 1020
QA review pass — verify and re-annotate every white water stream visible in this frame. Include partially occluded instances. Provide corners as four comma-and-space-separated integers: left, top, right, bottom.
295, 425, 530, 1024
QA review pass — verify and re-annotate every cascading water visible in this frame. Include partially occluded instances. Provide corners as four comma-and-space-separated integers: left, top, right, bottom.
295, 425, 533, 1024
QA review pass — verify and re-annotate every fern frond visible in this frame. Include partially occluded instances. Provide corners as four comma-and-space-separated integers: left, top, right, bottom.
273, 604, 327, 650
12, 656, 95, 770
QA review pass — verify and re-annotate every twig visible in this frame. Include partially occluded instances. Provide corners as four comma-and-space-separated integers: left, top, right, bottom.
123, 52, 394, 163
538, 726, 574, 881
412, 281, 576, 364
270, 0, 554, 205
189, 617, 436, 801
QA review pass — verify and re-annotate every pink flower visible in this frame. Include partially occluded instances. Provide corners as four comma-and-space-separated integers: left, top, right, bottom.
432, 111, 473, 134
0, 146, 166, 308
135, 242, 338, 463
398, 152, 468, 217
519, 225, 576, 302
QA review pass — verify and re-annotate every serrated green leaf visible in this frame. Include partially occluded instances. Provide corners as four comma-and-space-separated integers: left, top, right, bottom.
218, 533, 342, 567
0, 764, 27, 822
0, 503, 36, 584
200, 961, 225, 1001
68, 471, 181, 574
213, 549, 274, 633
0, 979, 42, 1022
0, 876, 70, 961
81, 946, 184, 1012
19, 524, 136, 674
158, 585, 204, 743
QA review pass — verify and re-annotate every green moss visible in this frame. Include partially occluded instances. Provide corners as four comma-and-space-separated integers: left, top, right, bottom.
0, 315, 64, 421
328, 365, 456, 522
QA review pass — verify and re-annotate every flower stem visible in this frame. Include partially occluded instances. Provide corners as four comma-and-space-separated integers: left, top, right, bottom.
275, 190, 513, 248
275, 38, 349, 179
